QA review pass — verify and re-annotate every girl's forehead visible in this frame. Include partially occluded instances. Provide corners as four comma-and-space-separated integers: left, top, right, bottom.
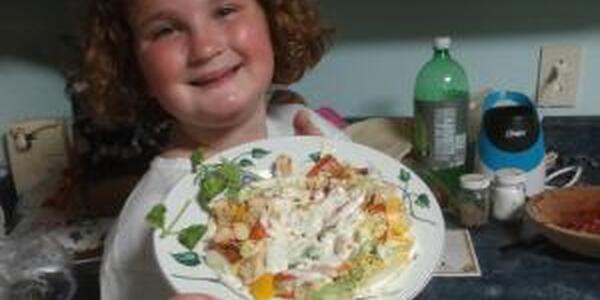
127, 0, 263, 12
126, 0, 267, 25
126, 0, 214, 20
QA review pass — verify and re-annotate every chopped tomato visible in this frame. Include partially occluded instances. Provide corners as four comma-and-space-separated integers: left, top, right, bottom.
209, 242, 242, 264
250, 220, 269, 240
275, 291, 295, 299
274, 273, 297, 299
274, 272, 297, 282
307, 154, 341, 177
366, 203, 386, 214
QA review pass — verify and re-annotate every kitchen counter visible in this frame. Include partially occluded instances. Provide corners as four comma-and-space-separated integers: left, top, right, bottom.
543, 116, 600, 184
1, 116, 599, 300
419, 116, 600, 300
419, 218, 600, 300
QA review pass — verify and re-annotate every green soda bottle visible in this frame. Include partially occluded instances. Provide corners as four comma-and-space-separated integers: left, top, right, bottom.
413, 36, 469, 194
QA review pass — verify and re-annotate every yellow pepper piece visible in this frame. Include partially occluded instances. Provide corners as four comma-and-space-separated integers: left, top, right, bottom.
249, 273, 275, 300
385, 196, 410, 239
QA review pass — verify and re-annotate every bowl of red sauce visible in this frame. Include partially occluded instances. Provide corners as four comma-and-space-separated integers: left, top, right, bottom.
526, 186, 600, 258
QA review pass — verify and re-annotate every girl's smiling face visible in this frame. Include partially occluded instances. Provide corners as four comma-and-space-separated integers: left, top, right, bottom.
129, 0, 274, 129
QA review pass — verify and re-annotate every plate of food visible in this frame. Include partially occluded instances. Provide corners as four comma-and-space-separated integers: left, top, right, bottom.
150, 136, 444, 300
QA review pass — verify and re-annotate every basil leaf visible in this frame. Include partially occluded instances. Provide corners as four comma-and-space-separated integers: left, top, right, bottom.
221, 160, 242, 199
146, 204, 167, 231
191, 149, 204, 173
197, 193, 211, 212
171, 251, 201, 267
178, 224, 207, 250
201, 172, 227, 200
220, 160, 240, 181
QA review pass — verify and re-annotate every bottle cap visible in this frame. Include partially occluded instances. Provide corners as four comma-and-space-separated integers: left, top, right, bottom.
434, 36, 451, 50
460, 173, 491, 190
495, 168, 527, 186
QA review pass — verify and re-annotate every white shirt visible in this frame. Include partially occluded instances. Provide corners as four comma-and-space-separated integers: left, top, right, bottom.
100, 104, 348, 300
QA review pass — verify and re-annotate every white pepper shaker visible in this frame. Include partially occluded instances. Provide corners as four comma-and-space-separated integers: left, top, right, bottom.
492, 168, 527, 221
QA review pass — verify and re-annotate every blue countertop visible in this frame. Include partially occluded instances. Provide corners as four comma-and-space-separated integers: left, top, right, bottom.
419, 219, 600, 300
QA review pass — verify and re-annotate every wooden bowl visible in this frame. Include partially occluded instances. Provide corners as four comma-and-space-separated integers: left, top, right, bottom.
526, 186, 600, 258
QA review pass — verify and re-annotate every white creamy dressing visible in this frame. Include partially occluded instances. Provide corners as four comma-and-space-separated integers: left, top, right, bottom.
256, 177, 368, 280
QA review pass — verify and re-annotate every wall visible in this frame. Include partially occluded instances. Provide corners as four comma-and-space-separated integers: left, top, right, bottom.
2, 0, 600, 166
294, 0, 600, 118
0, 1, 80, 166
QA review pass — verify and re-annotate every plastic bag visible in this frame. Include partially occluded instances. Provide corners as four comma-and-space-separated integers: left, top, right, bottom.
0, 233, 76, 300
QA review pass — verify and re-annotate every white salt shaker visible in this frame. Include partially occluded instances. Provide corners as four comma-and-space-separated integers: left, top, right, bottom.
492, 168, 527, 221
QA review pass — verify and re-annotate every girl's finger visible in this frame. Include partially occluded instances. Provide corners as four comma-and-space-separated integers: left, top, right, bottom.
168, 293, 218, 300
293, 109, 323, 136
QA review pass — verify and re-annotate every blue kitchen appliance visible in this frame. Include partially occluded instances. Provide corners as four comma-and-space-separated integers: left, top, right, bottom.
477, 90, 545, 196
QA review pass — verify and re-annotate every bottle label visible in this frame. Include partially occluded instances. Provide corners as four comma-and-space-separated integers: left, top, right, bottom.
415, 99, 468, 170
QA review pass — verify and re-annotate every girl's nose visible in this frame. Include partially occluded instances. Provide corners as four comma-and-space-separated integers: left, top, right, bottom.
188, 26, 224, 65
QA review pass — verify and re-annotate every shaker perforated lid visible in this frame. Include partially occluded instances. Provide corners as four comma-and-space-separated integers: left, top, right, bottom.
434, 36, 451, 50
495, 168, 527, 186
460, 173, 491, 190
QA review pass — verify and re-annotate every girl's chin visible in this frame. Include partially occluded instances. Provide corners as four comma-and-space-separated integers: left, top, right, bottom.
186, 107, 265, 129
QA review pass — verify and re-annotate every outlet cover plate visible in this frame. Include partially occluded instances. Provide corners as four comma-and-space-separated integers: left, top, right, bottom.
536, 46, 583, 107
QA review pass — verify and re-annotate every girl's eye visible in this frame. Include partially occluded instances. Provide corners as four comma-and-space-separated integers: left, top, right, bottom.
151, 26, 176, 40
215, 3, 239, 18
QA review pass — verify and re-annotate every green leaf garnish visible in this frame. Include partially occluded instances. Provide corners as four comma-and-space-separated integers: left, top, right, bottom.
221, 160, 242, 199
171, 251, 201, 267
195, 157, 246, 211
146, 204, 167, 230
148, 147, 256, 251
191, 148, 204, 173
201, 171, 227, 200
177, 224, 207, 250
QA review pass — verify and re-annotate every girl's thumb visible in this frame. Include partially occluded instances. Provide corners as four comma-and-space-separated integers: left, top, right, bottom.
293, 110, 323, 136
168, 293, 218, 300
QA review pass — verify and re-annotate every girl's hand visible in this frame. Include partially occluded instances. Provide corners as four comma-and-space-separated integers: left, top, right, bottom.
293, 109, 323, 136
169, 293, 218, 300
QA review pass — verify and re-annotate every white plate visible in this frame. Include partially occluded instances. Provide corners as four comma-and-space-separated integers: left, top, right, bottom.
153, 136, 445, 300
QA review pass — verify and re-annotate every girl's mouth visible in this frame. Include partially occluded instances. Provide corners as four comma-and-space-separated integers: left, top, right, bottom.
189, 64, 242, 88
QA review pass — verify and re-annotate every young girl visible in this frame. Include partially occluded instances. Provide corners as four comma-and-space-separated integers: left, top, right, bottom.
77, 0, 346, 299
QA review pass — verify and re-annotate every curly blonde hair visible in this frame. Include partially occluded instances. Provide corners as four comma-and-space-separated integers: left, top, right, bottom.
74, 0, 333, 128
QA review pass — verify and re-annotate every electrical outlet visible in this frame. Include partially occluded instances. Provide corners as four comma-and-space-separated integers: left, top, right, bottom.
536, 46, 583, 107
